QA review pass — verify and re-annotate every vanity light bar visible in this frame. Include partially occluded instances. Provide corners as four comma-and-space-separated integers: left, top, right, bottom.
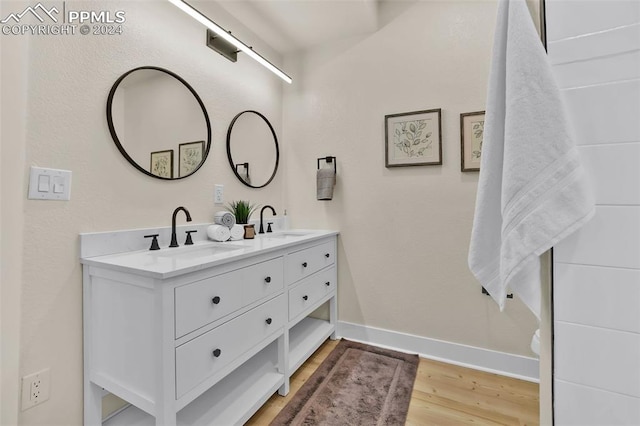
167, 0, 293, 84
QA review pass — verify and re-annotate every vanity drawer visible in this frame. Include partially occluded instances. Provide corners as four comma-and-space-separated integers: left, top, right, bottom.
285, 240, 335, 285
175, 270, 244, 339
242, 257, 284, 306
288, 266, 336, 321
175, 294, 285, 399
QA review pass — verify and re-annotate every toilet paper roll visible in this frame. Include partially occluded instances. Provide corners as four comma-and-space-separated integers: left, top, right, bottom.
206, 224, 231, 242
214, 211, 236, 229
229, 224, 245, 241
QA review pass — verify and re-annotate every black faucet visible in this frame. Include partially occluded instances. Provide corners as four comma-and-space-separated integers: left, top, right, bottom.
259, 205, 276, 234
169, 206, 192, 247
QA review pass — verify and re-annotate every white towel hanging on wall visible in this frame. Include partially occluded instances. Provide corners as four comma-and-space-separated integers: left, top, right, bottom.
468, 0, 594, 319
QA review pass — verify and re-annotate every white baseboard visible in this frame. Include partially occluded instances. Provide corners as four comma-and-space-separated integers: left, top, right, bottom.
336, 321, 539, 383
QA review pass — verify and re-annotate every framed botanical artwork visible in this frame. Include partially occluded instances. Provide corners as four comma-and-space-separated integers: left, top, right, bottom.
179, 140, 205, 177
150, 149, 173, 178
460, 111, 485, 172
385, 108, 442, 167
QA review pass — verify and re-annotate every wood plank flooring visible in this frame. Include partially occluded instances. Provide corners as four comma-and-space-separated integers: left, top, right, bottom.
247, 339, 539, 425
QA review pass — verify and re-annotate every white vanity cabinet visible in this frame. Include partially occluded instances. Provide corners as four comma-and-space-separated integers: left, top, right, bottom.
81, 229, 337, 426
282, 239, 337, 389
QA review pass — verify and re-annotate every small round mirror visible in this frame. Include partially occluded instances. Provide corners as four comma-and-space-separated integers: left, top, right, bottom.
107, 66, 211, 180
226, 110, 279, 188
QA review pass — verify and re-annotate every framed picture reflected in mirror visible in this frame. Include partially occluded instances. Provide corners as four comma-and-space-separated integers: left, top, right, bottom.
179, 141, 205, 177
150, 149, 173, 178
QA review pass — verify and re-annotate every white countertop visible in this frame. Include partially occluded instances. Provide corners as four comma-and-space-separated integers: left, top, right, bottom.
80, 229, 338, 279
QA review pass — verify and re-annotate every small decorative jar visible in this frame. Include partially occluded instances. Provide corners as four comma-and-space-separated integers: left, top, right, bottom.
243, 224, 256, 239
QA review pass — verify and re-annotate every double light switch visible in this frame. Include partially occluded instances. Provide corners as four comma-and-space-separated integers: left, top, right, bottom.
28, 166, 72, 200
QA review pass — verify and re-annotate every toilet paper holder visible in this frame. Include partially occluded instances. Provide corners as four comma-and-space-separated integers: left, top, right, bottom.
482, 287, 513, 299
317, 156, 337, 173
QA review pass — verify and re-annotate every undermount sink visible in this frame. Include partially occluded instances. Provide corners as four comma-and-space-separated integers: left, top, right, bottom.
153, 243, 245, 261
259, 231, 311, 239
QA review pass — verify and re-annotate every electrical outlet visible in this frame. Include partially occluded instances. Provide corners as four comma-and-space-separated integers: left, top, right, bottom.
21, 368, 50, 410
214, 184, 224, 204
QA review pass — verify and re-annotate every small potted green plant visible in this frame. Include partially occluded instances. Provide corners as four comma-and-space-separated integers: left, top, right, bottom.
226, 200, 259, 238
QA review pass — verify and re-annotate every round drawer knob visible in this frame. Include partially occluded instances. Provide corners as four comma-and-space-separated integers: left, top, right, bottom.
265, 318, 272, 325
325, 253, 330, 258
325, 281, 331, 286
265, 276, 271, 283
212, 296, 221, 305
302, 262, 308, 268
302, 295, 308, 301
212, 348, 221, 358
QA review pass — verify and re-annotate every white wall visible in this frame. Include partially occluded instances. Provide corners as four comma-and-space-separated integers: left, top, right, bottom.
0, 1, 28, 423
283, 0, 539, 358
547, 0, 640, 424
3, 1, 286, 423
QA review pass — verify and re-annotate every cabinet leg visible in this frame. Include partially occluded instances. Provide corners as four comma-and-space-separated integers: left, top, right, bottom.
155, 396, 177, 426
329, 294, 338, 340
155, 415, 177, 426
154, 404, 177, 426
84, 382, 103, 426
279, 380, 290, 396
277, 332, 289, 396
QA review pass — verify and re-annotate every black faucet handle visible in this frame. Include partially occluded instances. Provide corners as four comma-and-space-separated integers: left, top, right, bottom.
185, 230, 197, 245
267, 222, 273, 233
144, 234, 160, 251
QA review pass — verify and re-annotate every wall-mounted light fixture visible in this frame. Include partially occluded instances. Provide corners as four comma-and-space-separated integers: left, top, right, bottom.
167, 0, 292, 84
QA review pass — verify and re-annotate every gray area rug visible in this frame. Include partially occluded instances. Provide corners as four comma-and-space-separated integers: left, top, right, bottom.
270, 339, 419, 426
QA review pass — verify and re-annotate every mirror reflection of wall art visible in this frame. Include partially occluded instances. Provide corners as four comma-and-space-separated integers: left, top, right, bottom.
385, 108, 442, 167
179, 141, 205, 177
150, 149, 174, 178
460, 111, 485, 172
107, 66, 211, 181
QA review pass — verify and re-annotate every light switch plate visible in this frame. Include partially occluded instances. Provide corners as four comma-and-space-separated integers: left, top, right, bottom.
28, 167, 72, 200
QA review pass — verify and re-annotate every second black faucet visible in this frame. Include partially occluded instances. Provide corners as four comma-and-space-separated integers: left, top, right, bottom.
170, 206, 192, 247
259, 205, 276, 234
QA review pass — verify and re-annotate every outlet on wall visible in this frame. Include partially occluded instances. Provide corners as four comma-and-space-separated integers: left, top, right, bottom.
214, 184, 224, 204
21, 368, 50, 410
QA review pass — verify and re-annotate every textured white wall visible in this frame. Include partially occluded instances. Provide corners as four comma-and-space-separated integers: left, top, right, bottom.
1, 1, 28, 423
282, 0, 538, 357
9, 1, 285, 423
547, 0, 640, 423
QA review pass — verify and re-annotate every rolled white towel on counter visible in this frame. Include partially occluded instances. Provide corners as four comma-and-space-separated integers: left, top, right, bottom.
229, 224, 245, 241
206, 224, 231, 242
213, 211, 236, 229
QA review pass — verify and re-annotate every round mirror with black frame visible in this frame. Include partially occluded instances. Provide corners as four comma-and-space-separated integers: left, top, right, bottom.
226, 110, 280, 189
106, 66, 212, 180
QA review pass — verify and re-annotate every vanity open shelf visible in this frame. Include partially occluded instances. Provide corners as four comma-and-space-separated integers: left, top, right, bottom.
289, 316, 335, 374
103, 342, 283, 426
80, 227, 338, 425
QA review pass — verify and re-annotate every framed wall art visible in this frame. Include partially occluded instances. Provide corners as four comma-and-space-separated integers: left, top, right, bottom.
385, 108, 442, 167
179, 140, 205, 177
460, 111, 485, 172
150, 149, 173, 178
